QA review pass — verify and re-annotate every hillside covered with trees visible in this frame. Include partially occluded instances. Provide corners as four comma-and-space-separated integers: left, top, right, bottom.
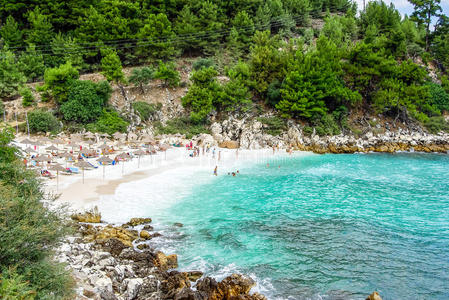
1, 0, 449, 136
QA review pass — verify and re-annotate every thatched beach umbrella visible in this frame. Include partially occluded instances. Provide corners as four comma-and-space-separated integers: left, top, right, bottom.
128, 132, 138, 141
160, 144, 170, 160
84, 132, 95, 139
24, 146, 36, 154
116, 152, 131, 174
20, 138, 33, 146
134, 149, 146, 168
46, 145, 59, 152
113, 132, 124, 140
50, 164, 66, 190
74, 160, 91, 184
97, 156, 113, 179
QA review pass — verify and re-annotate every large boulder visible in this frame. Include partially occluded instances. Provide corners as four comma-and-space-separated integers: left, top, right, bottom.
139, 230, 152, 240
219, 140, 239, 149
84, 225, 138, 247
153, 252, 178, 271
126, 218, 152, 227
366, 291, 382, 300
196, 274, 261, 300
72, 207, 102, 223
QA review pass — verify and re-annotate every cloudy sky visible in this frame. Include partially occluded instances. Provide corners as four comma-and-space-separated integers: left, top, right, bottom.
354, 0, 449, 18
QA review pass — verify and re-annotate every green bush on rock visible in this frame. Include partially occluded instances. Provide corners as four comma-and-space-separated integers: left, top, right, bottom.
0, 128, 73, 299
27, 110, 61, 133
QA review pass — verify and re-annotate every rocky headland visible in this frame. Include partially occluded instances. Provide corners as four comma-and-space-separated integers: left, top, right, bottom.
57, 210, 267, 300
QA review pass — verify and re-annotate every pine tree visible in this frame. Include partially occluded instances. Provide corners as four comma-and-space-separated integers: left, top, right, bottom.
0, 15, 23, 48
408, 0, 442, 50
0, 49, 26, 99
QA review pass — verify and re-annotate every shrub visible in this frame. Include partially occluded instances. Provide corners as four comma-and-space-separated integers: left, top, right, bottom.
192, 58, 216, 71
59, 80, 111, 123
257, 116, 287, 136
0, 102, 4, 117
20, 87, 35, 107
154, 61, 180, 87
424, 116, 449, 134
128, 67, 154, 93
303, 126, 313, 136
0, 269, 36, 300
40, 63, 79, 103
86, 108, 128, 135
0, 129, 73, 298
155, 117, 210, 139
132, 102, 161, 121
428, 83, 449, 113
27, 110, 61, 133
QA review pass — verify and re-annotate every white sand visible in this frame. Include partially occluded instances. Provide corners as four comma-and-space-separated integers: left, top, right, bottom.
13, 141, 310, 215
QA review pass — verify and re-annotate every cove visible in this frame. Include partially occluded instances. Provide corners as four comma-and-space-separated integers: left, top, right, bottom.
161, 153, 449, 299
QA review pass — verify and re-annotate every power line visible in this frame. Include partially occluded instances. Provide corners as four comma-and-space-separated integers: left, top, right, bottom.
2, 14, 306, 58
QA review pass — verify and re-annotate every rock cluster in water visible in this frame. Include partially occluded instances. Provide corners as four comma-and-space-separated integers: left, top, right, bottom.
56, 211, 267, 300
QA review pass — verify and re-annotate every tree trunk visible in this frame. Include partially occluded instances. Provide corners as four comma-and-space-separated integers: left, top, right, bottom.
140, 83, 145, 94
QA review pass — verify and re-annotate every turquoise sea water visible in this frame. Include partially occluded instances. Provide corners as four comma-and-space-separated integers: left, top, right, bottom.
160, 153, 449, 299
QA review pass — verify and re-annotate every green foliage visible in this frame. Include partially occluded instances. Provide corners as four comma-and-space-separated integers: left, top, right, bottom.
128, 67, 154, 93
155, 117, 210, 139
86, 108, 129, 135
0, 102, 4, 118
193, 58, 216, 71
132, 101, 161, 121
154, 61, 180, 87
409, 0, 442, 49
0, 128, 17, 163
227, 11, 255, 55
50, 34, 85, 69
321, 14, 358, 47
41, 63, 79, 103
0, 129, 72, 298
18, 45, 45, 82
25, 7, 54, 49
277, 37, 361, 119
101, 50, 125, 84
20, 87, 34, 107
249, 31, 286, 94
219, 77, 252, 112
0, 16, 23, 48
257, 116, 287, 136
27, 110, 61, 133
428, 83, 449, 112
0, 269, 36, 300
137, 13, 176, 61
423, 116, 449, 133
60, 80, 111, 123
182, 67, 220, 123
0, 50, 26, 99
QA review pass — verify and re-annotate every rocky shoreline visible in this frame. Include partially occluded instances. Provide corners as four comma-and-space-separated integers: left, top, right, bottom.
56, 210, 267, 300
205, 118, 449, 154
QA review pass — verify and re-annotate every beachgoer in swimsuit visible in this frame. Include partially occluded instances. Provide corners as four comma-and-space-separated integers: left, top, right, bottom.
214, 166, 218, 176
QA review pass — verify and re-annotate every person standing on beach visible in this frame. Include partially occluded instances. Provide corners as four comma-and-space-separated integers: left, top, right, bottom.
218, 150, 221, 161
212, 148, 216, 159
214, 166, 218, 176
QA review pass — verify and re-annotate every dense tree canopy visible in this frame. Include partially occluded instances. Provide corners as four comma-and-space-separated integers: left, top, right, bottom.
0, 0, 448, 134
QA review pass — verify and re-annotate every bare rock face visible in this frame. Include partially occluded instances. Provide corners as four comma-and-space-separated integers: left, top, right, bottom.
366, 291, 382, 300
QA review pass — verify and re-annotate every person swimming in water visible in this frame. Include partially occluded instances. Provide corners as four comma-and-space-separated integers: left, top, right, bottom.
213, 166, 218, 176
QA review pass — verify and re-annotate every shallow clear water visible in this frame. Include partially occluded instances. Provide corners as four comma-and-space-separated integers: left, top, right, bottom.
158, 153, 449, 300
